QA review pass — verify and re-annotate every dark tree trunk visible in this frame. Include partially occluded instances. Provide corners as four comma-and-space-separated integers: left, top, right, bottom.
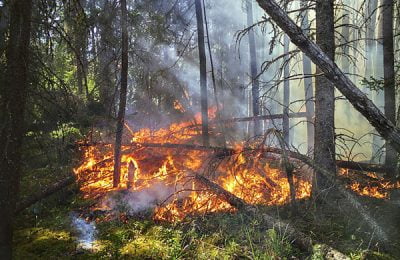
313, 0, 337, 191
246, 0, 261, 137
195, 0, 209, 146
382, 0, 397, 175
283, 34, 290, 145
254, 0, 400, 154
300, 0, 314, 152
0, 3, 8, 55
0, 0, 32, 258
113, 0, 129, 188
75, 0, 88, 97
98, 0, 116, 116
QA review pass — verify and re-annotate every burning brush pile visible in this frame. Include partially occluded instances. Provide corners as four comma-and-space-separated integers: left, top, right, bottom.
74, 110, 399, 222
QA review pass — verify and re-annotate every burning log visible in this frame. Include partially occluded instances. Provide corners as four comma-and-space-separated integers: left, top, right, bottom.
125, 142, 390, 242
127, 142, 389, 174
336, 160, 388, 176
127, 160, 136, 189
193, 173, 348, 258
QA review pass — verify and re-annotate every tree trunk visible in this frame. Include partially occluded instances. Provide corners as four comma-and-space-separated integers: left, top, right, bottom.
283, 34, 290, 145
364, 0, 381, 162
113, 0, 129, 188
382, 0, 397, 175
246, 0, 261, 137
254, 0, 400, 154
300, 0, 314, 153
195, 0, 209, 146
0, 0, 32, 258
313, 0, 337, 192
98, 0, 116, 116
0, 3, 8, 55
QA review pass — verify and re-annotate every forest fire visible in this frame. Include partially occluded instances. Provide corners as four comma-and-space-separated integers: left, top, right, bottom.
75, 119, 400, 222
339, 169, 400, 199
74, 109, 399, 222
74, 111, 313, 221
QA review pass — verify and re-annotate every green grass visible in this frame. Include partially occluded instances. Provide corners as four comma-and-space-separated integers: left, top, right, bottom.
13, 166, 399, 259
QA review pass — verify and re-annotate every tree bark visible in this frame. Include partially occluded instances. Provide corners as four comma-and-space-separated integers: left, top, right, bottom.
254, 0, 400, 154
113, 0, 129, 188
194, 0, 209, 146
0, 3, 8, 55
0, 0, 32, 258
313, 0, 337, 192
97, 0, 116, 116
382, 0, 397, 176
246, 0, 261, 137
283, 34, 290, 145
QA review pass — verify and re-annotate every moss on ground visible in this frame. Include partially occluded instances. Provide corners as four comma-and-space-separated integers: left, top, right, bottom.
13, 167, 399, 259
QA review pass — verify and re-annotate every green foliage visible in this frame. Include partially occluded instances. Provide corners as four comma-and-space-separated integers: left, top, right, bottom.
14, 204, 301, 260
14, 228, 76, 259
361, 76, 384, 92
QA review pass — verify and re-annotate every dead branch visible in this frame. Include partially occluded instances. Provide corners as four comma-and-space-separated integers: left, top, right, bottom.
216, 112, 308, 123
15, 175, 75, 214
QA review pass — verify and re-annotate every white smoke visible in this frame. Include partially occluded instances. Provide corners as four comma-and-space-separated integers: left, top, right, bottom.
100, 182, 182, 215
71, 214, 97, 250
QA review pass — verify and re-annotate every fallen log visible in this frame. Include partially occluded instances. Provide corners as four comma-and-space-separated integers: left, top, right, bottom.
128, 142, 389, 174
336, 160, 387, 176
193, 173, 349, 259
77, 142, 389, 175
254, 0, 400, 153
216, 112, 308, 123
15, 175, 75, 214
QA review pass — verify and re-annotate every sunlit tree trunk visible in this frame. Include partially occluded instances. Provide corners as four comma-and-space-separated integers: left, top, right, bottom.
246, 0, 261, 137
364, 0, 380, 161
382, 0, 397, 175
113, 0, 129, 187
253, 0, 400, 152
195, 0, 209, 146
300, 0, 315, 153
313, 0, 337, 192
0, 0, 32, 258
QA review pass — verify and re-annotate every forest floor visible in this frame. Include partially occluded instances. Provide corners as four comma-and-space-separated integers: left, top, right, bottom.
13, 166, 399, 259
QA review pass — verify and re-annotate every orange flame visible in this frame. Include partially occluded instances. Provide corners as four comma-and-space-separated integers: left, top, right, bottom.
75, 109, 397, 222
